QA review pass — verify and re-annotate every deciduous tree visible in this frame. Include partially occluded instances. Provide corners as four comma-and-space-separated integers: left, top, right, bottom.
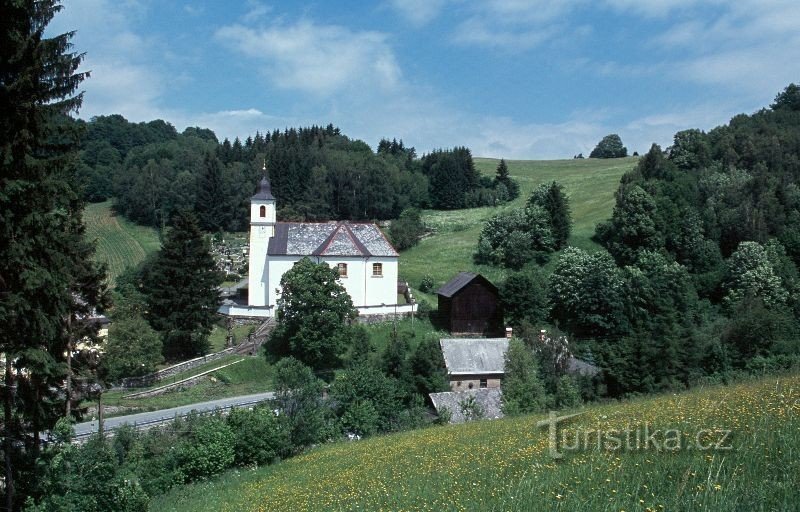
266, 258, 357, 370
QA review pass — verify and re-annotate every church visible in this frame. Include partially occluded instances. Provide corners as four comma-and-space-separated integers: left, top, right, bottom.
220, 175, 415, 319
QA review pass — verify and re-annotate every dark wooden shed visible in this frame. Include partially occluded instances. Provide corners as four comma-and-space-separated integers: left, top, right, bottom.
437, 272, 503, 335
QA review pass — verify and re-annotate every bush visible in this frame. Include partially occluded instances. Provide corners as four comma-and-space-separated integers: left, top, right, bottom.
227, 406, 292, 466
554, 375, 582, 409
390, 208, 425, 251
415, 298, 433, 319
178, 416, 235, 482
419, 274, 434, 293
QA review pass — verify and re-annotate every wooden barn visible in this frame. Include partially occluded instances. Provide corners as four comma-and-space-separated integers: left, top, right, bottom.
437, 272, 503, 335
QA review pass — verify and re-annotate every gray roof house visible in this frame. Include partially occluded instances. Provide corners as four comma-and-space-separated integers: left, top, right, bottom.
439, 338, 509, 378
429, 388, 503, 424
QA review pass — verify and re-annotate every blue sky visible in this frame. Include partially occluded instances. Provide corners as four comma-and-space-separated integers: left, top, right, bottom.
49, 0, 800, 159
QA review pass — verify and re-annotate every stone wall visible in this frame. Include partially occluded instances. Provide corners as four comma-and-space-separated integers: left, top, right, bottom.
120, 346, 237, 388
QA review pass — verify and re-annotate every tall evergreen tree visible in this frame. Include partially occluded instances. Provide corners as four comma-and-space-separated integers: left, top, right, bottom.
528, 181, 572, 249
0, 1, 109, 507
494, 159, 520, 199
195, 152, 230, 231
143, 211, 221, 360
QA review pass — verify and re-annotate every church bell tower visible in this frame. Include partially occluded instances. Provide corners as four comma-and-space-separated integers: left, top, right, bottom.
248, 166, 276, 307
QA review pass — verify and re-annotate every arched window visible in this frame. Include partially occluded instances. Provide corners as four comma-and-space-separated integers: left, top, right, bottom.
259, 205, 266, 217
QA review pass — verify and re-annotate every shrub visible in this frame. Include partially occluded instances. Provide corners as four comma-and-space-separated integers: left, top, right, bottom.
227, 406, 292, 466
419, 274, 435, 293
178, 416, 235, 482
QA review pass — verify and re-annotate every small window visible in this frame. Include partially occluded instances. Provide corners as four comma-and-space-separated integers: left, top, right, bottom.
372, 263, 383, 276
259, 205, 266, 217
337, 263, 348, 277
468, 382, 474, 390
480, 378, 488, 389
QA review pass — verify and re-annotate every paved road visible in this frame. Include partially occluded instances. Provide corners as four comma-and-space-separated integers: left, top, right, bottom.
73, 391, 276, 439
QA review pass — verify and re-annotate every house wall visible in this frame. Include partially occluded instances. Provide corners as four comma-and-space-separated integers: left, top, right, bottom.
266, 255, 398, 308
449, 374, 503, 392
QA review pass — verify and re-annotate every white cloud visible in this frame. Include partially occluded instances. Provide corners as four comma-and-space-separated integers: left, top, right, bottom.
449, 0, 583, 50
215, 21, 402, 96
602, 0, 728, 18
388, 0, 447, 26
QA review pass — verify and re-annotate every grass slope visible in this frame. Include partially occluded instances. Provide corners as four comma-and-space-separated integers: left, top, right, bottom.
152, 373, 800, 512
99, 357, 275, 415
84, 200, 161, 286
399, 157, 636, 298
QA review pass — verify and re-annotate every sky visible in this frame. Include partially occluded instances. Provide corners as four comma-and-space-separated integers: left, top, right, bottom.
48, 0, 800, 159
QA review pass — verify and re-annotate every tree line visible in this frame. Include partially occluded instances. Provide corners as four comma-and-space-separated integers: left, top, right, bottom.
77, 116, 519, 234
490, 84, 800, 397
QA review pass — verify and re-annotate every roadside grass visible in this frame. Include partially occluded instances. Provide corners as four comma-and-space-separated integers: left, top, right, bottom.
96, 356, 273, 416
151, 372, 800, 512
399, 157, 636, 294
84, 200, 161, 286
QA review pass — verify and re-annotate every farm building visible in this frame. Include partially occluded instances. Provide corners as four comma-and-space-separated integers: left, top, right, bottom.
437, 272, 503, 335
429, 388, 503, 423
440, 337, 509, 392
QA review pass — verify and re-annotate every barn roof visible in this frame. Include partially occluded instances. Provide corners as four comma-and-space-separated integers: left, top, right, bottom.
267, 222, 398, 257
440, 338, 508, 375
429, 388, 504, 423
436, 272, 498, 298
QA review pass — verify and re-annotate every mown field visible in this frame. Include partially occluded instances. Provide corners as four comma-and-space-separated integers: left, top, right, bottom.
399, 157, 637, 300
152, 372, 800, 512
84, 200, 161, 286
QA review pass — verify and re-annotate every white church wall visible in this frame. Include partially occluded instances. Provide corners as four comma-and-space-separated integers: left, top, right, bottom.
264, 255, 399, 309
363, 256, 398, 307
266, 256, 298, 306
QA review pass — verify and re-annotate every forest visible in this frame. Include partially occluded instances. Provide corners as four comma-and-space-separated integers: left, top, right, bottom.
486, 84, 800, 396
76, 116, 515, 233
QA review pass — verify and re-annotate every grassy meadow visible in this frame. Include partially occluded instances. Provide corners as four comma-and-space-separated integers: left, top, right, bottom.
151, 372, 799, 512
84, 200, 161, 286
399, 157, 636, 299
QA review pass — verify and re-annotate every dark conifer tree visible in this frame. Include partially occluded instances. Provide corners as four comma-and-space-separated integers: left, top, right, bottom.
143, 211, 222, 360
0, 1, 109, 507
494, 158, 520, 199
195, 152, 231, 231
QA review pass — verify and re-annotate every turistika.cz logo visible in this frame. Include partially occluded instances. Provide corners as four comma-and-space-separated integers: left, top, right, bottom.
536, 411, 734, 459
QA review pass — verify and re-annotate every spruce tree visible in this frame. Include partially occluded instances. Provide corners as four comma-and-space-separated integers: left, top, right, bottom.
528, 181, 572, 249
0, 1, 108, 507
195, 152, 230, 231
494, 159, 520, 199
144, 210, 221, 360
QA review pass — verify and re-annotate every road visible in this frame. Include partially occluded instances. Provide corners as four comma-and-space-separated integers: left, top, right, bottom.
72, 391, 276, 440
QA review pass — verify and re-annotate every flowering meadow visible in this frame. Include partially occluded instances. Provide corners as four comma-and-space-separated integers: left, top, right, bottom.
152, 373, 799, 511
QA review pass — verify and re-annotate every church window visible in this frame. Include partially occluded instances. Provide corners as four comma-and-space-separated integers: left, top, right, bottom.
372, 263, 383, 276
259, 205, 266, 217
337, 263, 348, 277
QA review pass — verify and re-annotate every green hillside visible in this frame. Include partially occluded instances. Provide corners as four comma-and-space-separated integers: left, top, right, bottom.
84, 200, 161, 285
151, 372, 800, 512
399, 157, 637, 298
